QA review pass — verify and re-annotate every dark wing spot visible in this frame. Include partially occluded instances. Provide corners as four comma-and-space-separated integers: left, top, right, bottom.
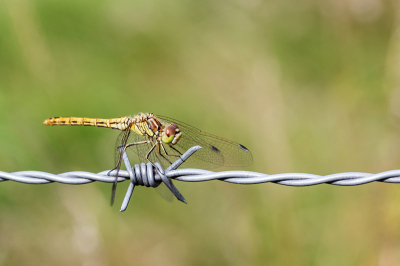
210, 145, 220, 153
238, 144, 249, 152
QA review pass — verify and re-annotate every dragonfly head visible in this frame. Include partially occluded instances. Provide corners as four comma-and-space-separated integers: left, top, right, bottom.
162, 123, 181, 145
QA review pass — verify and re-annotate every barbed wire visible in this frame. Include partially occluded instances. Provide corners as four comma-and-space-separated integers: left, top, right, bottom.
1, 146, 399, 211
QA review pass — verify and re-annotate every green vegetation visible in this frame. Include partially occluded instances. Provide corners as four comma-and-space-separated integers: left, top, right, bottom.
0, 0, 399, 265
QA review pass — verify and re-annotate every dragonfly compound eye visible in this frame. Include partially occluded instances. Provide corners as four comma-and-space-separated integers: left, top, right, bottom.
162, 124, 177, 143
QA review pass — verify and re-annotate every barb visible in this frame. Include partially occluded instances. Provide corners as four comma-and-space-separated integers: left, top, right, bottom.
1, 145, 400, 211
117, 145, 199, 211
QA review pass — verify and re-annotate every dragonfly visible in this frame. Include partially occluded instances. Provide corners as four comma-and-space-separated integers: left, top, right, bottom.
43, 113, 253, 204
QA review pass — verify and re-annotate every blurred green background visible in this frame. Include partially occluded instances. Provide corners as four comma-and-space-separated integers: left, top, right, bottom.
1, 0, 400, 265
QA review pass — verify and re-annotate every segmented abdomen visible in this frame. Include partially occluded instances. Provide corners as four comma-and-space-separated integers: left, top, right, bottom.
42, 117, 131, 131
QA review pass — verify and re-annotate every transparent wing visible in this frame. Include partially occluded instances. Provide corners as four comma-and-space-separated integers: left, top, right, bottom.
114, 115, 253, 170
157, 115, 253, 168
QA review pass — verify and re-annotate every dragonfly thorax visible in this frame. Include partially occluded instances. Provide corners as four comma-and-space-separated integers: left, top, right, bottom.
131, 114, 182, 146
131, 113, 163, 137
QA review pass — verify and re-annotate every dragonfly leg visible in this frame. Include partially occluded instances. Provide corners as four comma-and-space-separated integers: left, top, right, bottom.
168, 145, 183, 157
160, 143, 181, 159
153, 143, 172, 164
118, 140, 153, 174
117, 140, 151, 171
157, 143, 173, 165
125, 140, 152, 149
145, 142, 160, 168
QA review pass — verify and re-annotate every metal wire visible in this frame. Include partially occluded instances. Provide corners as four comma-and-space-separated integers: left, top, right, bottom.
1, 145, 399, 211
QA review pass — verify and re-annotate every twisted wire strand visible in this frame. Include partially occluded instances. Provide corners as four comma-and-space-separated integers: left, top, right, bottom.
2, 145, 400, 211
2, 169, 400, 186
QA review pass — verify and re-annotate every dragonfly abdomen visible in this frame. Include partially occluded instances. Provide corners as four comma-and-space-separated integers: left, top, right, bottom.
42, 117, 131, 131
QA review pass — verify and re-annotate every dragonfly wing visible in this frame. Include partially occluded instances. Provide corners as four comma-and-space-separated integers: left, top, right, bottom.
114, 129, 131, 167
161, 133, 225, 169
158, 115, 253, 168
154, 183, 175, 202
193, 132, 253, 166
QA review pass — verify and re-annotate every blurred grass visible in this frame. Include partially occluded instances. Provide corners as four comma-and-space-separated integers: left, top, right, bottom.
1, 0, 400, 265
